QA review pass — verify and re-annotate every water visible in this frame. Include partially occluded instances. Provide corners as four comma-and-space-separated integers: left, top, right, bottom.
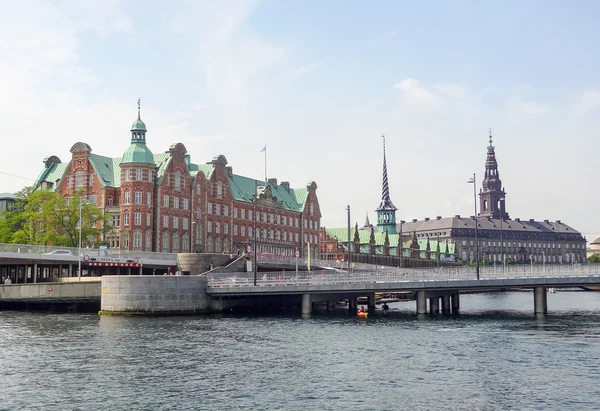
2, 291, 600, 410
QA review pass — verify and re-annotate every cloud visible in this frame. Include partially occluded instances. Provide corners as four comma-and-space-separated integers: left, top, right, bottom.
394, 77, 437, 104
290, 61, 322, 77
506, 98, 549, 117
434, 83, 469, 99
574, 90, 600, 115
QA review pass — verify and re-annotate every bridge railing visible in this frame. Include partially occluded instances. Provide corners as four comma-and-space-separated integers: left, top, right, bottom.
0, 243, 177, 261
206, 264, 600, 288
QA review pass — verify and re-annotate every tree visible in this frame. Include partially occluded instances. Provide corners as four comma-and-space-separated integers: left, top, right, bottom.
44, 190, 111, 248
0, 186, 116, 247
588, 254, 600, 264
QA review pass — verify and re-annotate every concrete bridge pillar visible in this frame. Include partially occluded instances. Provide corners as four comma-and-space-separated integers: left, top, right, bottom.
416, 291, 427, 314
349, 297, 357, 312
429, 297, 439, 314
367, 293, 376, 312
534, 287, 547, 314
33, 263, 37, 284
301, 294, 312, 316
451, 293, 460, 313
441, 294, 451, 314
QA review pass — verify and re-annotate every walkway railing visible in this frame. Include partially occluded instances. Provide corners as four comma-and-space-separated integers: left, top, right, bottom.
206, 264, 600, 288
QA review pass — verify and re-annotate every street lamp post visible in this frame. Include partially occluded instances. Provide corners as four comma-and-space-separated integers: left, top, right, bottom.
191, 221, 196, 252
253, 180, 258, 286
467, 173, 480, 280
499, 195, 505, 269
399, 220, 405, 268
346, 205, 351, 271
78, 197, 83, 282
436, 231, 440, 268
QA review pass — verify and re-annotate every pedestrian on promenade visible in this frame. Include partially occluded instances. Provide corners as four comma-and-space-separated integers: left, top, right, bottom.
4, 277, 12, 285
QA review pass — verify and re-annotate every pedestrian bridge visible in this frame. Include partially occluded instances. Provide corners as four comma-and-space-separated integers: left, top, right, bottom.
3, 265, 600, 314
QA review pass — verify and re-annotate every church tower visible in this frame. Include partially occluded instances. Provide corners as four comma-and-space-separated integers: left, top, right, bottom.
376, 134, 397, 234
479, 131, 508, 219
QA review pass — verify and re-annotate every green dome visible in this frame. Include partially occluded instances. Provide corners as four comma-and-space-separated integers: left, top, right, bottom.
131, 118, 147, 131
122, 143, 155, 165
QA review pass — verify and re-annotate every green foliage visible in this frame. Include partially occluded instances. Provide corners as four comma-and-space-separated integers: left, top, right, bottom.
588, 254, 600, 264
0, 186, 115, 247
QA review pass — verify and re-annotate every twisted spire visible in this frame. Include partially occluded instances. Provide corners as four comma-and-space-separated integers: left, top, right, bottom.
377, 134, 396, 211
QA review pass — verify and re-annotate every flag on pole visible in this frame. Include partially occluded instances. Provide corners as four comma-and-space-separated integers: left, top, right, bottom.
260, 144, 266, 152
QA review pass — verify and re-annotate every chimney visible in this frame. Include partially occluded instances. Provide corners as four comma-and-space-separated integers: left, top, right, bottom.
424, 217, 430, 222
544, 219, 549, 223
281, 181, 290, 191
225, 166, 233, 175
515, 218, 520, 222
529, 219, 534, 222
436, 216, 442, 220
268, 178, 277, 186
412, 219, 418, 223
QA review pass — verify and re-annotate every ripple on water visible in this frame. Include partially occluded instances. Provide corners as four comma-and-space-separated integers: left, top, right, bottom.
1, 292, 600, 410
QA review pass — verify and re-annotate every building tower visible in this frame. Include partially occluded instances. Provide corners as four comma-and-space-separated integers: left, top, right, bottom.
479, 131, 509, 219
120, 99, 156, 251
376, 134, 397, 234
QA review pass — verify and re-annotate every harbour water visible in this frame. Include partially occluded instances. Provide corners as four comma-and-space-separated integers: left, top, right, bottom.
2, 291, 600, 410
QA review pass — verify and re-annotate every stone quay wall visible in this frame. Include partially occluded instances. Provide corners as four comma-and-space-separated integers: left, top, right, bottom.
100, 275, 210, 315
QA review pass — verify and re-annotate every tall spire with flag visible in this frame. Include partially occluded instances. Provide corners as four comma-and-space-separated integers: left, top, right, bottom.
376, 134, 397, 234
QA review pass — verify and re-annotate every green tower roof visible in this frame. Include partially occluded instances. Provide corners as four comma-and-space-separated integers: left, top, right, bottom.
131, 117, 147, 131
122, 143, 155, 165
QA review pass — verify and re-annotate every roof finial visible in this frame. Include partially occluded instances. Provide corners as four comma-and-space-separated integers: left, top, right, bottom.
487, 128, 495, 153
137, 97, 141, 119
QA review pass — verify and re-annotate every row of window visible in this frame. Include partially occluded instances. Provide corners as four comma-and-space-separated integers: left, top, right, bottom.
162, 215, 189, 230
121, 212, 153, 227
461, 240, 583, 250
123, 169, 154, 183
162, 195, 189, 210
209, 204, 318, 230
123, 191, 152, 205
160, 232, 190, 253
167, 172, 187, 189
67, 173, 94, 188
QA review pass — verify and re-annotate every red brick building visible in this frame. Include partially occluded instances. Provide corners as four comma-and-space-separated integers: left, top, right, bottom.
35, 106, 321, 259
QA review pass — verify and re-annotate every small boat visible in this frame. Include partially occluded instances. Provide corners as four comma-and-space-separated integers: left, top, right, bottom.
357, 311, 368, 318
547, 288, 556, 293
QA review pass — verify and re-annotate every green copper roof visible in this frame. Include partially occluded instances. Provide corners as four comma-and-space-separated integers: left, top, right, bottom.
131, 117, 147, 131
227, 174, 309, 212
35, 162, 69, 191
325, 227, 455, 255
122, 143, 155, 165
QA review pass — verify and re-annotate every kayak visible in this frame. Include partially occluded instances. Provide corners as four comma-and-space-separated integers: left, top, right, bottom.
357, 312, 368, 317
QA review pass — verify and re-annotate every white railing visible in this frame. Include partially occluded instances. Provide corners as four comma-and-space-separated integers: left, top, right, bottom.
0, 243, 177, 261
206, 264, 600, 288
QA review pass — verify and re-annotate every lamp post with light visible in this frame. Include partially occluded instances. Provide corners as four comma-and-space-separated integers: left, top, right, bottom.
467, 173, 480, 280
399, 220, 405, 267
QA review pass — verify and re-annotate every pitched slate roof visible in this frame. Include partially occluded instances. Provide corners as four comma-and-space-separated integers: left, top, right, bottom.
398, 216, 584, 239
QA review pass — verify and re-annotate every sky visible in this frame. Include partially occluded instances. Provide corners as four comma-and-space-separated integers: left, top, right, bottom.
1, 0, 599, 242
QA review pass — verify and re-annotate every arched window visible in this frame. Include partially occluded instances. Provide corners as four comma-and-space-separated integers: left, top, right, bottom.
145, 231, 152, 250
172, 234, 180, 252
182, 234, 189, 252
162, 232, 170, 252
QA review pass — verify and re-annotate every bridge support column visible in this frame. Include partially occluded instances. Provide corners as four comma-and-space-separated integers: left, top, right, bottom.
33, 264, 37, 284
429, 297, 439, 314
534, 287, 547, 314
441, 295, 451, 314
416, 291, 427, 314
69, 264, 73, 278
301, 294, 312, 316
451, 293, 460, 313
349, 298, 357, 312
367, 293, 376, 312
327, 300, 335, 311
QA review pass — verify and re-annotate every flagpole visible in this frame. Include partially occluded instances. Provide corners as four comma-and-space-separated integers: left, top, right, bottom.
264, 143, 267, 184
